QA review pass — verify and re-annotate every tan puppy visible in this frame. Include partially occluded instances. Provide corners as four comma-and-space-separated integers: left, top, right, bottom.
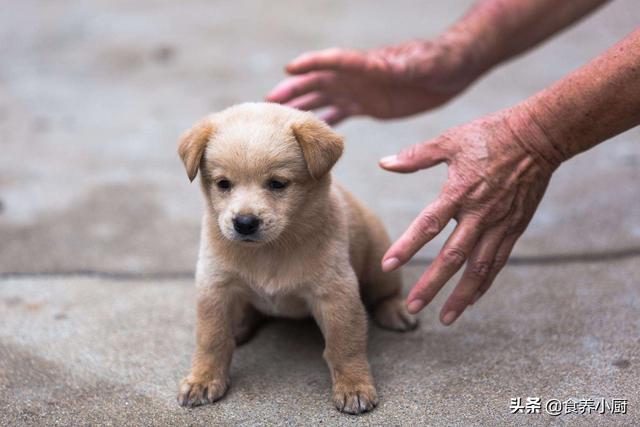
176, 103, 416, 414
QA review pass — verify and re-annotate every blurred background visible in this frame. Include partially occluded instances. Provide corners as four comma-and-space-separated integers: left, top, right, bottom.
1, 1, 639, 425
2, 0, 638, 274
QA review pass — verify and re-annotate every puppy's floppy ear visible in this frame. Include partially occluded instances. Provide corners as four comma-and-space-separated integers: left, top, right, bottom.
178, 117, 215, 182
292, 119, 344, 179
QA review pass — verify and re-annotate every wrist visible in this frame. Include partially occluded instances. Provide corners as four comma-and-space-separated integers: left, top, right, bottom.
440, 14, 507, 81
417, 31, 489, 94
504, 101, 568, 173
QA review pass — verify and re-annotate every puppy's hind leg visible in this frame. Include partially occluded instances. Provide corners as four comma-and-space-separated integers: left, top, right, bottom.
369, 269, 418, 332
362, 230, 417, 332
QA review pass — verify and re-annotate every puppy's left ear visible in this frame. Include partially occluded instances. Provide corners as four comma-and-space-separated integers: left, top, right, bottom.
292, 120, 344, 180
178, 118, 215, 182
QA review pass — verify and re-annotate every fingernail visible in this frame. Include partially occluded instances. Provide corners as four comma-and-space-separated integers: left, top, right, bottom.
442, 310, 458, 325
407, 299, 424, 314
472, 291, 482, 304
379, 155, 397, 166
382, 257, 400, 272
287, 56, 306, 71
265, 91, 279, 102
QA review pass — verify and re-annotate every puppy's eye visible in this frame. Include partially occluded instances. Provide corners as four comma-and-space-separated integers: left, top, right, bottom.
268, 179, 288, 190
217, 179, 231, 190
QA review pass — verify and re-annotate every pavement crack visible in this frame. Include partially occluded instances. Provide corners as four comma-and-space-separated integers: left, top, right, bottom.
1, 246, 639, 281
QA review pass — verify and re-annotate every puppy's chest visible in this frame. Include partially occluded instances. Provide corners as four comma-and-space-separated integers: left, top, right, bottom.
238, 262, 312, 318
247, 289, 310, 318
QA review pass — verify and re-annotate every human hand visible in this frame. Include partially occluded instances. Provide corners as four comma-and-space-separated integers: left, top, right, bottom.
266, 36, 482, 125
379, 108, 558, 325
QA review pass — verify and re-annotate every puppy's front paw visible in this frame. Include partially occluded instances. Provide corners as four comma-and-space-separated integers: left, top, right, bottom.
333, 382, 378, 415
373, 297, 418, 331
177, 375, 229, 408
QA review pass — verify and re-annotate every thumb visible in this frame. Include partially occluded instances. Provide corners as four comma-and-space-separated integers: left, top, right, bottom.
379, 139, 448, 173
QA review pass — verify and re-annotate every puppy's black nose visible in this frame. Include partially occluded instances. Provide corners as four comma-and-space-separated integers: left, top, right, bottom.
233, 215, 261, 235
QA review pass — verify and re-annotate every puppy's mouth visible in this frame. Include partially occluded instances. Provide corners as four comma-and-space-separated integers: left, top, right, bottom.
229, 233, 265, 244
238, 237, 261, 243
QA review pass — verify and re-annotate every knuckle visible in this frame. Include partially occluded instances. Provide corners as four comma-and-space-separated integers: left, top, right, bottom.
411, 286, 430, 303
316, 73, 334, 88
506, 208, 530, 236
413, 279, 436, 302
398, 144, 419, 162
467, 261, 491, 280
492, 255, 508, 271
375, 53, 396, 74
441, 247, 467, 268
448, 294, 470, 309
507, 222, 526, 235
507, 211, 524, 230
413, 213, 441, 241
435, 134, 455, 153
291, 84, 305, 97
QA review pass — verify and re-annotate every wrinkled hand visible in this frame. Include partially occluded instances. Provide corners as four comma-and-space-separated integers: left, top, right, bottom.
380, 109, 556, 325
266, 38, 478, 125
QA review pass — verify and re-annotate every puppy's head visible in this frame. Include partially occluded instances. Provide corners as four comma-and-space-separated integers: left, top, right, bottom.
178, 103, 343, 245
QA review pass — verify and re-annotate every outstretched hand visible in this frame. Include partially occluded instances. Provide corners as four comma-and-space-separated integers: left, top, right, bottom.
379, 110, 555, 325
266, 39, 479, 124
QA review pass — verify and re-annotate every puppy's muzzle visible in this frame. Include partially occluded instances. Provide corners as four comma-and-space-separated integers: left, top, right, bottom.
233, 214, 261, 236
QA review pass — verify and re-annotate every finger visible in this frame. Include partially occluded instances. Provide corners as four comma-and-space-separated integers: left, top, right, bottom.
472, 232, 520, 304
382, 196, 457, 272
284, 91, 331, 112
379, 139, 448, 173
439, 226, 508, 325
266, 71, 335, 103
472, 185, 543, 304
286, 48, 370, 75
319, 106, 350, 125
406, 219, 483, 314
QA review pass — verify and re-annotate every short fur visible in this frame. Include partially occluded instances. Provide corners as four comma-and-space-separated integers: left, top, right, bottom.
176, 103, 416, 415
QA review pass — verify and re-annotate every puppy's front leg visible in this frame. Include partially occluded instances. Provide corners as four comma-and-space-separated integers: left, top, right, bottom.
178, 287, 235, 408
310, 272, 378, 415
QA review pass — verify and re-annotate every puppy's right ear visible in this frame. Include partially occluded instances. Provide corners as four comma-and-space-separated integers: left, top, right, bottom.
178, 118, 215, 182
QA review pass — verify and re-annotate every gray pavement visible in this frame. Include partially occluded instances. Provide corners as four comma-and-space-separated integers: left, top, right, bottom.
1, 0, 639, 425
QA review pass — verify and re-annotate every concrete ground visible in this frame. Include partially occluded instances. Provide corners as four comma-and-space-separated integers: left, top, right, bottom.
1, 0, 639, 425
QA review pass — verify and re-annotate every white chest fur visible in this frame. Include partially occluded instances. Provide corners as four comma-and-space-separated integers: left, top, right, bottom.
247, 287, 310, 318
237, 257, 313, 319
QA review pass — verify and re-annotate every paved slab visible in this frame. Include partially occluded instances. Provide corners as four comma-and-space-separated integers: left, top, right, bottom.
1, 260, 639, 426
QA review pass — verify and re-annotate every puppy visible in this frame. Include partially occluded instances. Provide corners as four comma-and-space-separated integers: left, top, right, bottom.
176, 103, 416, 414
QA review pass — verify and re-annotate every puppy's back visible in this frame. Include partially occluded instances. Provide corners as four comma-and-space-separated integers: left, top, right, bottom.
332, 182, 392, 282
